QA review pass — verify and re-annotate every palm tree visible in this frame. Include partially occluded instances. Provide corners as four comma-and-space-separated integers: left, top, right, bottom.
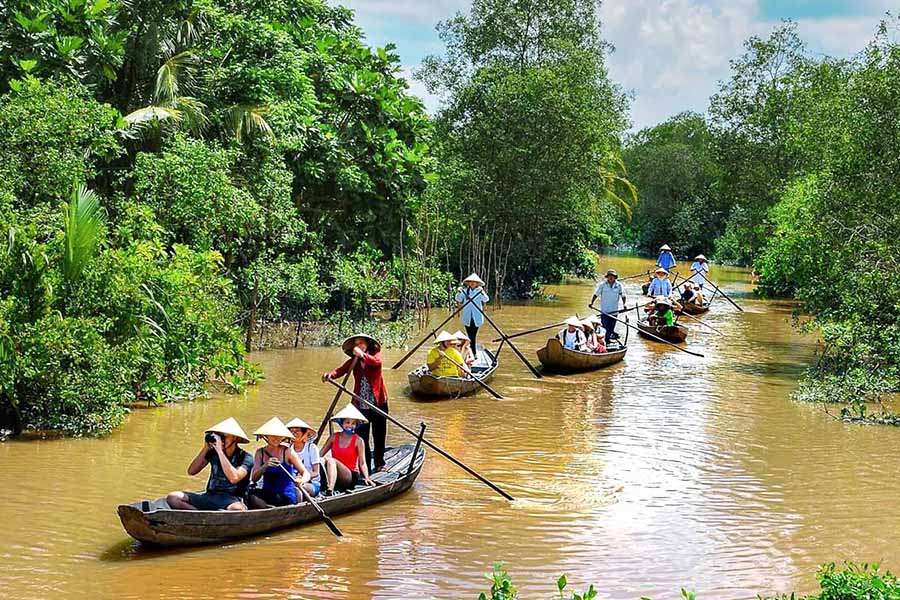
598, 151, 638, 220
62, 183, 104, 282
226, 104, 274, 143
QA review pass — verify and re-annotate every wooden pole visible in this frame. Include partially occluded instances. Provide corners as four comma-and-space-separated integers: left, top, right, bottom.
698, 271, 744, 312
325, 379, 515, 501
470, 302, 542, 379
278, 463, 343, 537
392, 292, 481, 369
316, 356, 359, 442
677, 311, 725, 335
438, 350, 503, 399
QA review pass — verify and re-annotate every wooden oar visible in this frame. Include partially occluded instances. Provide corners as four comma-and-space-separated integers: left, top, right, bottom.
490, 320, 568, 343
437, 350, 503, 399
618, 270, 651, 282
278, 463, 343, 537
677, 310, 724, 335
317, 356, 359, 442
392, 292, 482, 369
325, 378, 515, 501
595, 309, 705, 358
698, 271, 744, 312
471, 302, 542, 379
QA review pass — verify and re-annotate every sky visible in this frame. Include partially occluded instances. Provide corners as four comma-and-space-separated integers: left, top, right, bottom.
337, 0, 896, 130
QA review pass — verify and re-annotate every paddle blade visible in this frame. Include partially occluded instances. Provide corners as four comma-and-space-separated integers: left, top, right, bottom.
323, 516, 343, 537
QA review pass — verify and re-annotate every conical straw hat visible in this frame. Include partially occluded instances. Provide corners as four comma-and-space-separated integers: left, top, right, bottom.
341, 333, 380, 357
331, 404, 368, 424
655, 267, 669, 275
660, 244, 671, 251
694, 254, 707, 261
462, 272, 485, 285
452, 330, 469, 342
254, 417, 294, 439
580, 319, 595, 331
564, 316, 582, 327
206, 417, 250, 444
285, 417, 313, 431
433, 330, 457, 344
654, 296, 672, 307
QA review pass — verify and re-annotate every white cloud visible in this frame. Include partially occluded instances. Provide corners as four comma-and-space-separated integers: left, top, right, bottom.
399, 65, 443, 114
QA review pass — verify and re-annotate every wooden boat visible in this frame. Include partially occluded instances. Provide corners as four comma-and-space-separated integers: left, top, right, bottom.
637, 319, 689, 344
675, 301, 710, 316
536, 337, 627, 373
117, 444, 425, 546
408, 346, 498, 398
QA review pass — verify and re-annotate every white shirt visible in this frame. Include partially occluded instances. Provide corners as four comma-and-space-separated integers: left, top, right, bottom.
557, 328, 586, 350
298, 440, 320, 484
690, 261, 710, 285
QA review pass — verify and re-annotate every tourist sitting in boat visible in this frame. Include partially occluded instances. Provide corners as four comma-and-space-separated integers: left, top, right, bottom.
648, 297, 675, 327
322, 333, 388, 473
557, 316, 587, 351
647, 267, 673, 297
455, 272, 490, 359
582, 319, 606, 353
286, 417, 322, 497
453, 330, 476, 366
248, 417, 310, 509
320, 405, 374, 496
165, 417, 255, 511
657, 244, 677, 271
690, 254, 710, 287
427, 330, 465, 377
692, 284, 705, 305
680, 282, 696, 304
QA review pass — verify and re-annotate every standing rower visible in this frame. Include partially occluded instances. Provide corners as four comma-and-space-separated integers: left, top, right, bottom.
590, 268, 626, 346
690, 254, 710, 287
455, 273, 490, 358
657, 244, 677, 271
322, 334, 388, 472
647, 267, 673, 298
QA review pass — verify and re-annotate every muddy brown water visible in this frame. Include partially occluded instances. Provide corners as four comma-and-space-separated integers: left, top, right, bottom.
2, 254, 898, 600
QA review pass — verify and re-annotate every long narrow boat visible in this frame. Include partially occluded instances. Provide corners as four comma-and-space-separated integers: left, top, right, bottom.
536, 338, 627, 373
637, 319, 689, 344
408, 346, 498, 398
117, 444, 425, 546
675, 301, 710, 316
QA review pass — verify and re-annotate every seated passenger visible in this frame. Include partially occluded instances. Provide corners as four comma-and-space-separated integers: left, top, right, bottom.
588, 317, 607, 353
286, 417, 322, 497
426, 330, 465, 377
166, 417, 254, 511
247, 417, 310, 508
557, 316, 587, 351
453, 330, 476, 366
649, 296, 675, 327
692, 284, 705, 305
320, 405, 374, 496
581, 319, 599, 352
680, 283, 696, 304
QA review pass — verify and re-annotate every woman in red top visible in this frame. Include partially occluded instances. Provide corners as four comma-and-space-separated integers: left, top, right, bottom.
322, 334, 389, 471
320, 404, 373, 496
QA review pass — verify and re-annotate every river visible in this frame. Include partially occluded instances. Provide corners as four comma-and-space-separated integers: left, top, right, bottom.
2, 254, 898, 600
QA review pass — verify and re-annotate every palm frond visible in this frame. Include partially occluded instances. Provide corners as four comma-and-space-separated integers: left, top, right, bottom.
226, 104, 275, 143
62, 183, 104, 282
154, 49, 199, 104
174, 96, 208, 133
123, 105, 183, 126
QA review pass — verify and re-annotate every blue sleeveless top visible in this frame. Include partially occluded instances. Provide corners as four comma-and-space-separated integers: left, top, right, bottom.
261, 446, 298, 503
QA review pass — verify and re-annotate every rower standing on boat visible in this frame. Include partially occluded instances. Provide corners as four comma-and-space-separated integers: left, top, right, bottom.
455, 273, 490, 359
689, 254, 710, 288
557, 316, 587, 351
589, 268, 626, 345
322, 334, 388, 472
657, 244, 677, 271
647, 267, 674, 297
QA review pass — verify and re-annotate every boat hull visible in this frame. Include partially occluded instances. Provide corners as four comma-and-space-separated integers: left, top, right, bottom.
117, 444, 425, 546
536, 338, 626, 372
637, 320, 689, 344
676, 302, 710, 316
408, 347, 498, 398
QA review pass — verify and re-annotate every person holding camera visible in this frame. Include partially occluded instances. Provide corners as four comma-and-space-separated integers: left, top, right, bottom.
166, 417, 255, 511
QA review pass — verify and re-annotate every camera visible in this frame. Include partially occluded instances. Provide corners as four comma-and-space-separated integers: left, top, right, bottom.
205, 432, 218, 444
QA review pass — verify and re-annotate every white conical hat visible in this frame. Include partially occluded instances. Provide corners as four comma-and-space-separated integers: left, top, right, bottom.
564, 316, 582, 327
694, 254, 707, 261
452, 330, 469, 342
654, 267, 669, 275
433, 330, 457, 344
654, 296, 672, 307
580, 319, 595, 331
331, 404, 368, 424
254, 417, 294, 439
285, 417, 313, 431
206, 417, 250, 444
660, 244, 671, 251
462, 272, 485, 285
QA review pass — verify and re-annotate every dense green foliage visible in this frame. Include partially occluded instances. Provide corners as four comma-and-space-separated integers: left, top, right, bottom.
478, 562, 900, 600
418, 0, 632, 296
0, 0, 437, 436
622, 21, 900, 408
